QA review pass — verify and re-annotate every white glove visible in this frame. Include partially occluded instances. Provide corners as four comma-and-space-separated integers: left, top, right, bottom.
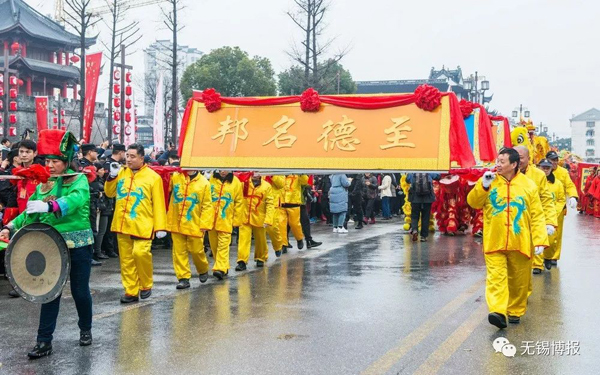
482, 171, 496, 189
26, 200, 49, 214
155, 231, 167, 239
546, 225, 555, 236
109, 162, 122, 178
534, 246, 544, 255
568, 197, 578, 210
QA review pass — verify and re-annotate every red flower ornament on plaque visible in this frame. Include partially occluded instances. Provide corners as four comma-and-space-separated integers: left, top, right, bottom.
201, 88, 222, 112
300, 88, 321, 112
414, 84, 442, 111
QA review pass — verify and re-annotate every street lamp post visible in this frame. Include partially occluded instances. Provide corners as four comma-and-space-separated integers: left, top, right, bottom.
511, 104, 530, 120
463, 71, 490, 104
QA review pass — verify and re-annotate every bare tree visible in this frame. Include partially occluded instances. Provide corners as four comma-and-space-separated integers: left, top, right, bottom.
63, 0, 101, 137
286, 0, 349, 91
161, 0, 185, 146
100, 0, 141, 144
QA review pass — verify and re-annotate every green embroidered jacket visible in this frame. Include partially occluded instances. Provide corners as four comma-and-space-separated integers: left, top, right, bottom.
11, 172, 94, 249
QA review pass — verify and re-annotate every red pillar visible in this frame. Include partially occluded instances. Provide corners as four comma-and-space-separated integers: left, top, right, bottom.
58, 50, 63, 65
21, 42, 26, 58
74, 84, 79, 101
62, 83, 68, 98
65, 52, 70, 65
26, 78, 32, 96
49, 51, 54, 63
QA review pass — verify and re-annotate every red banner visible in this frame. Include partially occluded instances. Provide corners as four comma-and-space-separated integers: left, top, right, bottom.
83, 52, 102, 143
34, 96, 48, 134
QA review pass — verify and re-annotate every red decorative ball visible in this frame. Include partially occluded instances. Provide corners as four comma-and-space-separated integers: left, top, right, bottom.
414, 84, 442, 111
459, 99, 476, 119
201, 88, 222, 112
300, 88, 321, 112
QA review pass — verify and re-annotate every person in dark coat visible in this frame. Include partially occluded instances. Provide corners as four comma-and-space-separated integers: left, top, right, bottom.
318, 175, 332, 224
348, 174, 365, 229
406, 173, 441, 242
100, 143, 126, 258
364, 173, 379, 224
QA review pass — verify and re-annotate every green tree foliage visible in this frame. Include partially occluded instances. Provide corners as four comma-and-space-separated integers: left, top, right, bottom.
180, 46, 277, 101
278, 60, 356, 95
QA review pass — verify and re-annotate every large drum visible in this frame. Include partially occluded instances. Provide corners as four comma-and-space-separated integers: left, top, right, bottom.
4, 223, 70, 304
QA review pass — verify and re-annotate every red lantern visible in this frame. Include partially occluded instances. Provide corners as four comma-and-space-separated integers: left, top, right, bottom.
125, 85, 132, 96
0, 117, 2, 124
114, 111, 121, 121
113, 125, 121, 135
0, 86, 3, 96
60, 126, 66, 131
53, 117, 58, 124
61, 110, 65, 116
113, 98, 121, 108
9, 76, 18, 86
124, 125, 132, 136
125, 71, 132, 83
9, 114, 17, 124
52, 125, 58, 129
70, 55, 80, 63
0, 101, 3, 110
125, 99, 132, 109
10, 42, 20, 55
53, 108, 58, 115
0, 75, 3, 84
9, 101, 17, 111
113, 84, 120, 95
9, 127, 16, 136
125, 112, 132, 123
61, 118, 66, 125
18, 79, 23, 87
114, 69, 121, 81
9, 88, 17, 98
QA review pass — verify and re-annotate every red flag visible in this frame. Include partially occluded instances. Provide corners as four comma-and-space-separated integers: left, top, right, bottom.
83, 53, 102, 143
35, 96, 49, 133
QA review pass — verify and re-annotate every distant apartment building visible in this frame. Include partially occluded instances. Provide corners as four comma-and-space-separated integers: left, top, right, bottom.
570, 108, 600, 162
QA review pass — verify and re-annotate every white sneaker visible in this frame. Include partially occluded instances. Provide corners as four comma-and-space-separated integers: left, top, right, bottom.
339, 228, 348, 234
348, 219, 354, 224
333, 227, 339, 233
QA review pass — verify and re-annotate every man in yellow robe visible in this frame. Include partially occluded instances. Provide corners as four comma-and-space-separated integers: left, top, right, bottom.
167, 170, 214, 289
105, 144, 167, 303
236, 174, 275, 271
467, 148, 548, 328
279, 174, 308, 252
546, 151, 579, 265
208, 171, 243, 280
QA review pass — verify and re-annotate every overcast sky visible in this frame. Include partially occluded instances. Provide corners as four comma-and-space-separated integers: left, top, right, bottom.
28, 0, 600, 137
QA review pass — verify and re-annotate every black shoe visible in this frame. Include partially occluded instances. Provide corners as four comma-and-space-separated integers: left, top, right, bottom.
120, 294, 139, 304
533, 268, 542, 275
79, 330, 92, 346
235, 261, 247, 271
106, 251, 118, 258
355, 224, 364, 229
307, 240, 322, 249
28, 341, 53, 359
140, 289, 152, 299
199, 273, 209, 283
275, 250, 282, 257
96, 253, 109, 260
544, 259, 553, 270
8, 289, 19, 298
91, 259, 102, 267
488, 313, 507, 329
176, 279, 190, 289
256, 260, 265, 267
213, 270, 225, 280
551, 260, 558, 266
282, 247, 288, 254
508, 316, 521, 324
297, 240, 304, 250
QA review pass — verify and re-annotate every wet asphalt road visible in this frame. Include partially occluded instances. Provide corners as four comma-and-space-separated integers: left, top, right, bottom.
0, 212, 598, 375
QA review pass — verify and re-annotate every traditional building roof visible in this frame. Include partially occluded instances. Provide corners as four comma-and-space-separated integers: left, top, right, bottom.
429, 65, 463, 84
570, 108, 600, 122
0, 56, 80, 81
0, 0, 96, 47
